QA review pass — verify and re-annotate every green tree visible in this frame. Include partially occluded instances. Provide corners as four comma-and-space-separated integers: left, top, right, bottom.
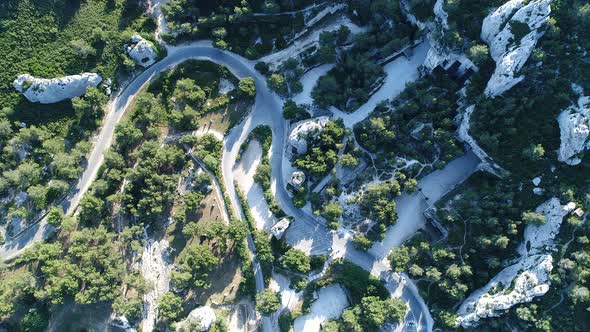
256, 289, 280, 315
46, 206, 64, 227
238, 77, 256, 98
27, 184, 48, 209
281, 248, 311, 274
388, 246, 410, 272
158, 292, 182, 322
353, 234, 372, 250
322, 201, 343, 230
523, 144, 545, 161
174, 78, 206, 108
468, 44, 490, 66
268, 73, 288, 95
522, 211, 546, 225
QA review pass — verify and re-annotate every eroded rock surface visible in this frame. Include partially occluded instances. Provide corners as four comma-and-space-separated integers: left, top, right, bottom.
557, 94, 590, 165
288, 116, 329, 155
457, 197, 574, 327
13, 73, 102, 104
482, 0, 552, 97
175, 306, 216, 332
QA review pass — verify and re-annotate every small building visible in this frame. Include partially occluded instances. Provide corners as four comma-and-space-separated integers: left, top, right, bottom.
271, 218, 291, 239
573, 208, 585, 218
289, 171, 306, 190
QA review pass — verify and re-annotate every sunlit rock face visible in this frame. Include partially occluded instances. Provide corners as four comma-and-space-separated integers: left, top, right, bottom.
557, 95, 590, 165
457, 198, 575, 327
13, 73, 102, 104
482, 0, 552, 97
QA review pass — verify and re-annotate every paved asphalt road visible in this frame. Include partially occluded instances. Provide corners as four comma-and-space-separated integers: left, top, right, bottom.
1, 40, 437, 331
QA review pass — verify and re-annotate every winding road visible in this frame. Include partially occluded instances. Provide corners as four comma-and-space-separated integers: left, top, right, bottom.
0, 39, 480, 332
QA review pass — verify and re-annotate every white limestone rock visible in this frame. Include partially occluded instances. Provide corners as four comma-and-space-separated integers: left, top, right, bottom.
457, 254, 553, 328
557, 95, 590, 165
175, 306, 216, 332
482, 0, 552, 97
520, 198, 575, 255
288, 116, 329, 155
457, 197, 573, 327
111, 316, 137, 332
532, 177, 541, 186
126, 34, 158, 68
13, 73, 102, 104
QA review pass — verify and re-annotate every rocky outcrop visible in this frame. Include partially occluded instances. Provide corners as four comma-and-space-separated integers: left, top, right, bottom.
457, 197, 574, 327
175, 306, 216, 332
125, 34, 158, 68
557, 94, 590, 165
482, 0, 552, 97
288, 116, 329, 155
519, 198, 576, 256
13, 73, 102, 104
457, 254, 553, 327
457, 105, 507, 177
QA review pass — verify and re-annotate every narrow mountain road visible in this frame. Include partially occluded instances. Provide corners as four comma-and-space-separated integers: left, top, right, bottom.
0, 40, 435, 331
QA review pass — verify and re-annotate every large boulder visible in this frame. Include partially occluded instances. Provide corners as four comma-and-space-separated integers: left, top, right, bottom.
288, 116, 329, 155
557, 93, 590, 165
175, 306, 216, 332
13, 73, 102, 104
125, 34, 158, 68
481, 0, 552, 97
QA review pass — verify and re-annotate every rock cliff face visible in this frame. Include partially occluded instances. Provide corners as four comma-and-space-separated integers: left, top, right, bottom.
482, 0, 552, 97
457, 105, 507, 176
13, 73, 102, 104
557, 94, 590, 165
126, 34, 158, 68
456, 198, 574, 327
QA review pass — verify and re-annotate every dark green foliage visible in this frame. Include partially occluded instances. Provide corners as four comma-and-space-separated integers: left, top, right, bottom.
293, 120, 345, 178
355, 72, 462, 166
281, 248, 311, 274
255, 289, 280, 315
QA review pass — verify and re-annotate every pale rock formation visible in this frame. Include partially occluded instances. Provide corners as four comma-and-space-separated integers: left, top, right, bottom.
457, 197, 573, 327
557, 95, 590, 165
519, 198, 576, 255
111, 316, 137, 332
288, 117, 329, 155
482, 0, 552, 97
175, 306, 216, 332
532, 177, 541, 186
126, 35, 158, 68
533, 187, 543, 195
271, 218, 291, 239
140, 238, 173, 332
457, 254, 553, 327
13, 73, 102, 104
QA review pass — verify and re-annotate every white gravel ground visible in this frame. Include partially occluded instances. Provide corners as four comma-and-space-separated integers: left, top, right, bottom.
234, 140, 277, 230
293, 284, 349, 332
331, 40, 430, 128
